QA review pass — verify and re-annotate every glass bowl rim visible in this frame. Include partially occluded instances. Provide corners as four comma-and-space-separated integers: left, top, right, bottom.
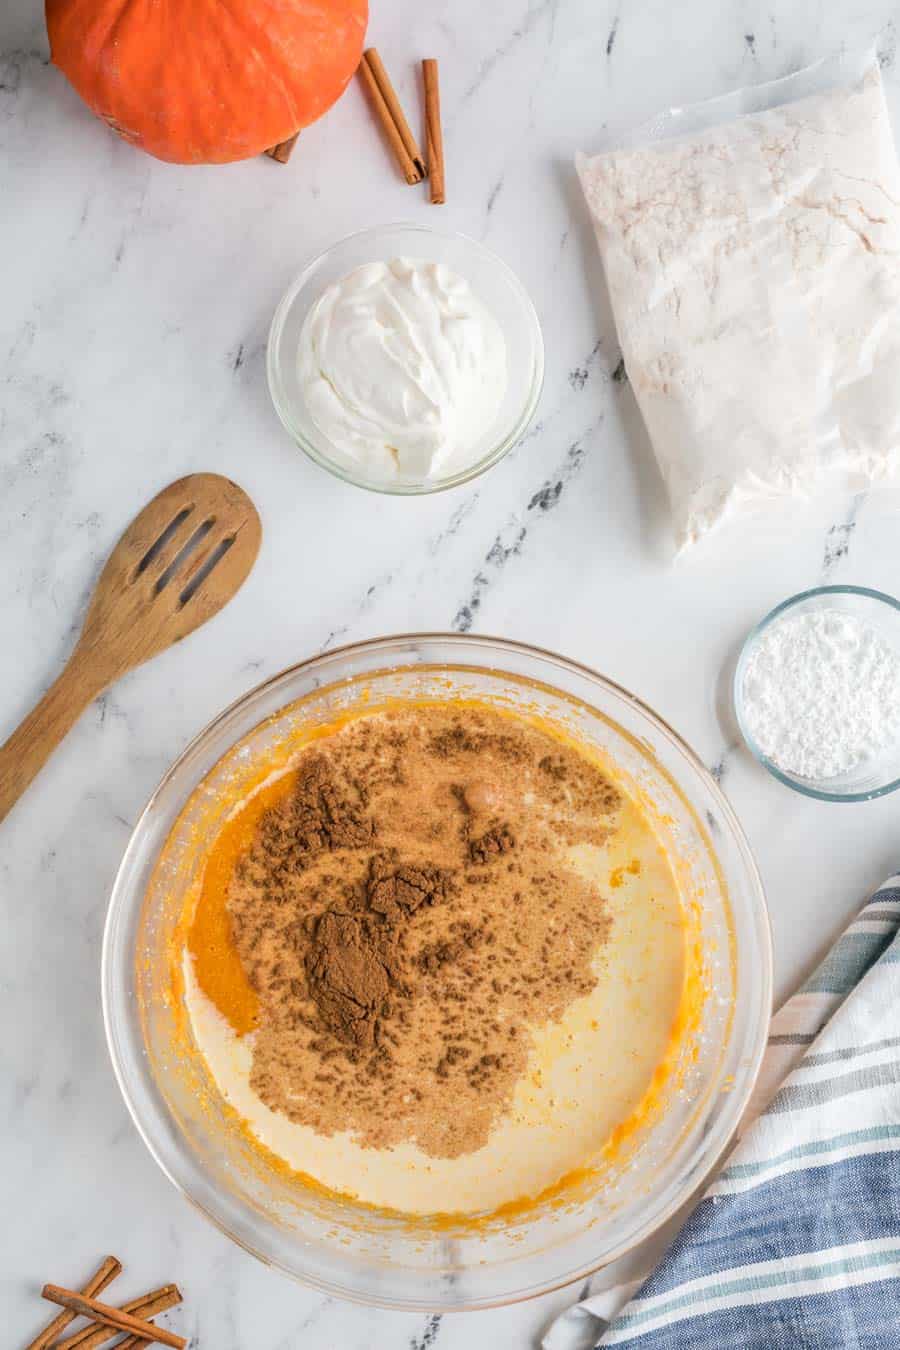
733, 584, 900, 803
265, 223, 545, 496
102, 631, 772, 1309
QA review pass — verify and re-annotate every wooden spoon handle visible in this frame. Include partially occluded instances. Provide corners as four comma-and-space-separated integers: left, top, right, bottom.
0, 654, 103, 824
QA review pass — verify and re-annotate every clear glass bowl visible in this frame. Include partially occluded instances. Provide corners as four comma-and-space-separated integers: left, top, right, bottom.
734, 585, 900, 802
103, 635, 771, 1310
266, 225, 544, 494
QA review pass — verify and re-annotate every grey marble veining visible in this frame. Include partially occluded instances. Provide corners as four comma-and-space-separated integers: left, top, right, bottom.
5, 0, 900, 1343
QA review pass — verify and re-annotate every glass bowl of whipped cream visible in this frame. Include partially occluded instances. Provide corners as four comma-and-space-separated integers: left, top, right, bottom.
267, 225, 544, 493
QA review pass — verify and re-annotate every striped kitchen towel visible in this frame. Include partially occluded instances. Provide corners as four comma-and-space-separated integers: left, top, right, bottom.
545, 873, 900, 1350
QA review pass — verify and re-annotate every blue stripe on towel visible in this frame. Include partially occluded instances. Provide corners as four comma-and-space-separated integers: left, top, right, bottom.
607, 1279, 900, 1350
621, 1149, 900, 1302
803, 931, 900, 993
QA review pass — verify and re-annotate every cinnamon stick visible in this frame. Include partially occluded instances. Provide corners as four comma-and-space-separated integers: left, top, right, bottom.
40, 1286, 186, 1349
24, 1256, 121, 1350
54, 1285, 182, 1350
117, 1328, 177, 1350
265, 133, 299, 164
359, 49, 425, 184
422, 59, 445, 204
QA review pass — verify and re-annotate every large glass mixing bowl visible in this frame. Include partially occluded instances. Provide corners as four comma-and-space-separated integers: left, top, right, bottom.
102, 635, 771, 1311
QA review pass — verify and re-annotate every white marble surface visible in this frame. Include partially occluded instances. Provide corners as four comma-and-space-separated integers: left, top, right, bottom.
4, 0, 900, 1343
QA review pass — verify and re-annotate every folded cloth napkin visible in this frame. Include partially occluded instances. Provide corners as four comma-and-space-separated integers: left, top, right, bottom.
545, 873, 900, 1350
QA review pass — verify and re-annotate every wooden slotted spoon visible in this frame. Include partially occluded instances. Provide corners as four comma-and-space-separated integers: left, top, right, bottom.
0, 473, 261, 825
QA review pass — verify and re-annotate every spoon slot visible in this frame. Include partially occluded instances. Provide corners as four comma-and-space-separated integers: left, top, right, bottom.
134, 507, 193, 579
179, 536, 236, 607
155, 519, 215, 595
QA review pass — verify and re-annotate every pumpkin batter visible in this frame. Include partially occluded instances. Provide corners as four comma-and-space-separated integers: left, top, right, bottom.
181, 701, 690, 1215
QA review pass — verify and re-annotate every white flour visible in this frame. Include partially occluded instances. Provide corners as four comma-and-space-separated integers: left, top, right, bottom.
577, 58, 900, 547
740, 608, 900, 780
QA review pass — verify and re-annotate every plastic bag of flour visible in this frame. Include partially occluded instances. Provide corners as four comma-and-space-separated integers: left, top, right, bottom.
577, 50, 900, 548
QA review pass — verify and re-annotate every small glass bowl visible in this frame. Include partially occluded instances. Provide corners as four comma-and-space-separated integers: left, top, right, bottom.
266, 224, 544, 494
734, 585, 900, 802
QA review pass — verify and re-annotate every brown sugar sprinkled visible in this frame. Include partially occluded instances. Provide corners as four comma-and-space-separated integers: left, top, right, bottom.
226, 705, 621, 1159
468, 824, 516, 864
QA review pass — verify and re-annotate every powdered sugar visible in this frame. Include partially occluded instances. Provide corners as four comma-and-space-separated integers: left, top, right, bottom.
740, 608, 900, 780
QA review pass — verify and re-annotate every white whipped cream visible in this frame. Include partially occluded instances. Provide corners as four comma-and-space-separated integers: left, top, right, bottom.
298, 258, 507, 482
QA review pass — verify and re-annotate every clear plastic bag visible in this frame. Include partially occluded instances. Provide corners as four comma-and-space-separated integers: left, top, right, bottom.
577, 50, 900, 549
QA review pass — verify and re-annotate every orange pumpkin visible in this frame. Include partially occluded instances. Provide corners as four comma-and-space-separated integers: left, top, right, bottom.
45, 0, 368, 164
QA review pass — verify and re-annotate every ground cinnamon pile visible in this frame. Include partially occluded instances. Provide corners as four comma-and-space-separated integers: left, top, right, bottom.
227, 705, 621, 1159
